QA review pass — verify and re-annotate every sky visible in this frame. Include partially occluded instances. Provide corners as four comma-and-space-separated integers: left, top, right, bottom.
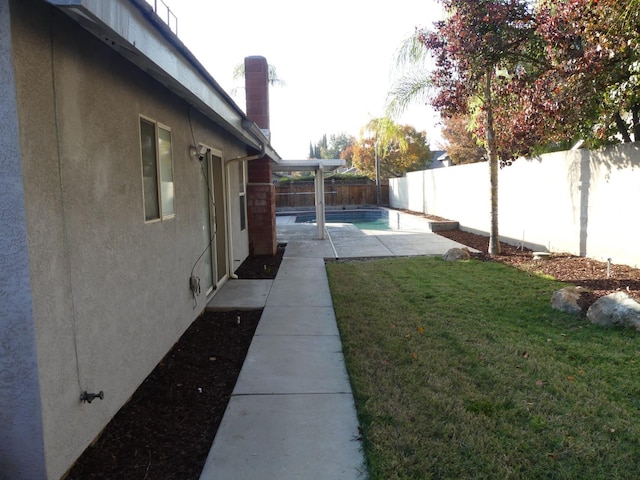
161, 0, 445, 159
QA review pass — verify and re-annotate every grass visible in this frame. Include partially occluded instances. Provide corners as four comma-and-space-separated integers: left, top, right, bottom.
326, 257, 640, 480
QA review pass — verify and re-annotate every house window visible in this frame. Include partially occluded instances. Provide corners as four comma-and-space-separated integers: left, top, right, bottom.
140, 117, 175, 221
239, 161, 247, 231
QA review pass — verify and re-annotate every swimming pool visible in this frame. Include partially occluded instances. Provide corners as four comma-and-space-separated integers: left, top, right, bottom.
293, 209, 391, 230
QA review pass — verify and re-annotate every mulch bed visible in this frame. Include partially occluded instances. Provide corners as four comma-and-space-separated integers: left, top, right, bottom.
232, 243, 286, 279
65, 309, 261, 480
64, 246, 285, 479
436, 229, 640, 304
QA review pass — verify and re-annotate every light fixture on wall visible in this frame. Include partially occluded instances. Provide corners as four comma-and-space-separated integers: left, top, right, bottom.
189, 145, 209, 160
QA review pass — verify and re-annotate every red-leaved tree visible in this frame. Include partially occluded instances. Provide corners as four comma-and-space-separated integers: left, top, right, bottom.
518, 0, 640, 147
421, 0, 539, 254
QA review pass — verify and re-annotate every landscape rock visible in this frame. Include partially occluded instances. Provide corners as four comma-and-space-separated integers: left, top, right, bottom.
551, 286, 591, 315
443, 247, 471, 262
586, 292, 640, 330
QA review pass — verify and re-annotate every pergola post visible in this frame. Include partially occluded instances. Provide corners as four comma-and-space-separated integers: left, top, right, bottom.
271, 159, 344, 241
315, 164, 325, 239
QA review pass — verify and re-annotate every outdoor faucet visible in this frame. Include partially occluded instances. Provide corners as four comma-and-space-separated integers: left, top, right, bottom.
80, 391, 104, 404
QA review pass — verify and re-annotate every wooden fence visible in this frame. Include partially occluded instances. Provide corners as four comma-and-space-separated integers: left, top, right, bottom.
275, 182, 389, 209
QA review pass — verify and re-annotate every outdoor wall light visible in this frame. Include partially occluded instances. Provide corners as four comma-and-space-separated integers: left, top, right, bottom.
189, 145, 209, 160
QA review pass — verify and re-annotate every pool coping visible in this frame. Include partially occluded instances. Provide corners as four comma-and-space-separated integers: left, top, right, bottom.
277, 207, 459, 233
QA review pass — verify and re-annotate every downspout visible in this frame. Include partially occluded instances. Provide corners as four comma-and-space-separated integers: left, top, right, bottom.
225, 120, 267, 279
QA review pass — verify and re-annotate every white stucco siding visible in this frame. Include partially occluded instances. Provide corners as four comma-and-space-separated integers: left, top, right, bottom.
10, 1, 251, 477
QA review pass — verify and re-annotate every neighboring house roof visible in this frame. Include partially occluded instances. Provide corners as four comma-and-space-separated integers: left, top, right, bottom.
335, 166, 359, 175
427, 150, 450, 169
431, 150, 446, 161
44, 0, 281, 162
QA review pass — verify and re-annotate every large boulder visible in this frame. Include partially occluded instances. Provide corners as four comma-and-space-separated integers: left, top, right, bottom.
551, 286, 592, 315
443, 247, 471, 262
586, 292, 640, 330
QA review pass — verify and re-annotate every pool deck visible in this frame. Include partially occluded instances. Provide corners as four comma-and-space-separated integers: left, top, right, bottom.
200, 220, 474, 479
277, 213, 473, 259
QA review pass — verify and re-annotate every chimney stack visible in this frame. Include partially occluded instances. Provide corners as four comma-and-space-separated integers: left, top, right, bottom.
244, 56, 276, 256
245, 56, 270, 134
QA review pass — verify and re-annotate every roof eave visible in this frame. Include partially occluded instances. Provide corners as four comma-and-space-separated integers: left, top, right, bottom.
43, 0, 281, 162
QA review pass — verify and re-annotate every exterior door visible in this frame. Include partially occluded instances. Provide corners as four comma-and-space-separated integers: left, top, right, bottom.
199, 150, 228, 295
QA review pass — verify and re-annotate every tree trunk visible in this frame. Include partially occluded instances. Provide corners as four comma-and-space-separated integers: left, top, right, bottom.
485, 68, 501, 255
632, 105, 640, 142
614, 112, 633, 143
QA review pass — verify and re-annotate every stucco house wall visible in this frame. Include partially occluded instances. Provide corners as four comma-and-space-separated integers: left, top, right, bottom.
0, 1, 48, 478
1, 0, 259, 477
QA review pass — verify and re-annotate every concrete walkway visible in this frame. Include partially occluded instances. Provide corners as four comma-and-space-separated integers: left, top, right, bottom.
200, 222, 473, 479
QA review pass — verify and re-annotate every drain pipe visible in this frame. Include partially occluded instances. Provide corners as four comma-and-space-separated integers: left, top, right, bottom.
225, 122, 267, 279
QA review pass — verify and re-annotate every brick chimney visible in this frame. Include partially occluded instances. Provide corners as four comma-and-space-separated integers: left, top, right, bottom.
244, 56, 277, 256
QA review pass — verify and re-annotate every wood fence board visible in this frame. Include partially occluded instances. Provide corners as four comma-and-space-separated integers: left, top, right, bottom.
275, 183, 389, 208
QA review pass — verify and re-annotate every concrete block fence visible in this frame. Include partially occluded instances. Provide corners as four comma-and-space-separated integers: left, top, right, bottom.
390, 143, 640, 268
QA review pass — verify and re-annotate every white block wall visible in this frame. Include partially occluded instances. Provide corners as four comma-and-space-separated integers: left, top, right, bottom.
390, 143, 640, 268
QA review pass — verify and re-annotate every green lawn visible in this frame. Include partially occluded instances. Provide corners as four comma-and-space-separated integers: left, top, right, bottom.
326, 257, 640, 480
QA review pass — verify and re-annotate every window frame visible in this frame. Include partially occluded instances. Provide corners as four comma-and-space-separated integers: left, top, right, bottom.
139, 115, 175, 223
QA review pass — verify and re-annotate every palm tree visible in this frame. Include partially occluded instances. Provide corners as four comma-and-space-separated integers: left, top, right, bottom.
385, 31, 432, 119
230, 63, 286, 96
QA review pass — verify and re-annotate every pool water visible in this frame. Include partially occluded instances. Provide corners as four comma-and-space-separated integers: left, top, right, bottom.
350, 218, 391, 231
294, 209, 390, 230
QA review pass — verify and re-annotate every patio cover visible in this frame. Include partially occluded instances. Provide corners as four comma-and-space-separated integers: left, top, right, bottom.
272, 159, 345, 239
